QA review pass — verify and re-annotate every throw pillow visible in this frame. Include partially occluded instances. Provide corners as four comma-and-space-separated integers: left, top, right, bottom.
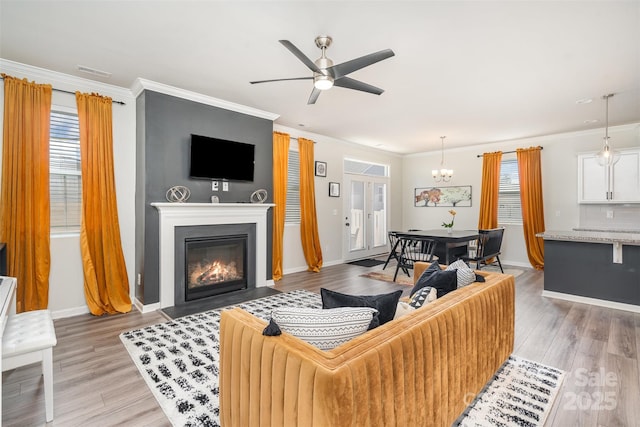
410, 261, 442, 296
320, 288, 403, 328
446, 259, 476, 288
393, 301, 416, 319
270, 306, 378, 351
409, 286, 437, 308
412, 269, 458, 299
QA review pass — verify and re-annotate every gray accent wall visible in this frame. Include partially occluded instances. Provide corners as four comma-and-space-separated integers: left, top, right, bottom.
135, 90, 273, 305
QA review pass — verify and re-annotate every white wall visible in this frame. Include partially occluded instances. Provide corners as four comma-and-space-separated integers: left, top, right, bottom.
402, 123, 640, 267
0, 60, 136, 318
274, 124, 404, 273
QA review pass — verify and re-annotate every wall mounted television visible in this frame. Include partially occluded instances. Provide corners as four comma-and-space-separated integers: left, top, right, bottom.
189, 134, 255, 182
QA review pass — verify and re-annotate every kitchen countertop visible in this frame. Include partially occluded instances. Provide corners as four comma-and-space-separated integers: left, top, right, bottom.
536, 229, 640, 245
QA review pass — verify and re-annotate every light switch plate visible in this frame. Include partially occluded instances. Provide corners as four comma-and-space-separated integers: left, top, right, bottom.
222, 181, 229, 192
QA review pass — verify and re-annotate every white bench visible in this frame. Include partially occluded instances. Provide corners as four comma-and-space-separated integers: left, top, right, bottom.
2, 309, 57, 422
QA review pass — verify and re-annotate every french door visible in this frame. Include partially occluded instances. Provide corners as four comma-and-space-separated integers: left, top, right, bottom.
343, 174, 389, 262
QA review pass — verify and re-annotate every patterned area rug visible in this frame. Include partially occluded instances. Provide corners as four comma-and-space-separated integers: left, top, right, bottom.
455, 355, 565, 427
121, 291, 561, 427
119, 289, 322, 427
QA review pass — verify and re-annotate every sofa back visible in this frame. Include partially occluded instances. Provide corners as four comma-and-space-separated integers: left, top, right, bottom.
220, 272, 515, 426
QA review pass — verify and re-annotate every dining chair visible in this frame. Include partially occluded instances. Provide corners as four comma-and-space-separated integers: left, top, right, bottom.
382, 231, 401, 270
462, 228, 505, 273
393, 236, 438, 281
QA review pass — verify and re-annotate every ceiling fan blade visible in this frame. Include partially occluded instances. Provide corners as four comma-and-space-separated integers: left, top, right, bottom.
327, 49, 395, 79
333, 77, 384, 95
307, 87, 321, 104
279, 40, 322, 73
250, 77, 312, 84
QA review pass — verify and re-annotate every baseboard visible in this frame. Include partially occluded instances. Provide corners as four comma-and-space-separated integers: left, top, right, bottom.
134, 297, 161, 314
283, 259, 343, 275
541, 290, 640, 313
51, 305, 90, 319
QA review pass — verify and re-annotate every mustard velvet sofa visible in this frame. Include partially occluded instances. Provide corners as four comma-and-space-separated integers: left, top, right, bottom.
219, 262, 515, 427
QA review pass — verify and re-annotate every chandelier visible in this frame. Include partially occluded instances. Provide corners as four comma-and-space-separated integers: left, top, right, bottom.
596, 94, 620, 167
432, 136, 453, 182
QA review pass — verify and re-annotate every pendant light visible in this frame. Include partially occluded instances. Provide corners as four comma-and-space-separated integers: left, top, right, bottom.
432, 136, 453, 182
596, 94, 620, 167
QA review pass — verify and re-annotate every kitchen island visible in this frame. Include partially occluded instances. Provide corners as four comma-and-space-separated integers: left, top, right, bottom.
537, 230, 640, 312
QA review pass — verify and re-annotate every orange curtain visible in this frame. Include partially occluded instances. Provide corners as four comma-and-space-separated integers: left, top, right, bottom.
0, 74, 52, 312
478, 151, 502, 229
298, 137, 323, 272
272, 131, 290, 281
76, 92, 131, 315
517, 146, 545, 270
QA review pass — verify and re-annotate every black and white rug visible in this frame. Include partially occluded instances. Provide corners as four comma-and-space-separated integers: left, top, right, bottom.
120, 290, 563, 427
455, 355, 565, 427
119, 289, 322, 427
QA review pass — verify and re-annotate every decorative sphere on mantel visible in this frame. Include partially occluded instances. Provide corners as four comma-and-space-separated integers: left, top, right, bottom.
166, 186, 191, 203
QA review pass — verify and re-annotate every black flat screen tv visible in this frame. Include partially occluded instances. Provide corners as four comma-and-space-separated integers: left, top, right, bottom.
189, 134, 255, 182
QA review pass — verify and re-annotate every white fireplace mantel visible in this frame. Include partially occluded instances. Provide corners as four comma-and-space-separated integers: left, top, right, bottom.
151, 202, 275, 308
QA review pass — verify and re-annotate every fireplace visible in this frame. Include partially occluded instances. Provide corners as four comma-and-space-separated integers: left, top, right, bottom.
151, 202, 273, 311
185, 235, 247, 301
174, 222, 257, 307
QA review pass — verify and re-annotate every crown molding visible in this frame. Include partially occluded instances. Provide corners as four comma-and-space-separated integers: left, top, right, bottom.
0, 59, 134, 102
131, 78, 279, 121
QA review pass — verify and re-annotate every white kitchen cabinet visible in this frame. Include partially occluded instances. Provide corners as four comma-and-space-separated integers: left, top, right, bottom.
578, 148, 640, 203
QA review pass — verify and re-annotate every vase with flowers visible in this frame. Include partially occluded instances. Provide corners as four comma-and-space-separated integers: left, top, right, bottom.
442, 209, 456, 234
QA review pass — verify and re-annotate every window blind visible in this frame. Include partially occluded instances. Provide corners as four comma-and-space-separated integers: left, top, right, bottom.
498, 159, 522, 224
285, 149, 300, 224
50, 111, 82, 232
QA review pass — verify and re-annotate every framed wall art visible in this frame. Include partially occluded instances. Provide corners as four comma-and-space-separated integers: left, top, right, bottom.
315, 161, 327, 177
414, 186, 472, 207
329, 182, 340, 197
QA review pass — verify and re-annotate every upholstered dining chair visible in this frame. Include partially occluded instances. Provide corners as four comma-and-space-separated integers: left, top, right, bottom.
462, 227, 505, 273
393, 236, 437, 281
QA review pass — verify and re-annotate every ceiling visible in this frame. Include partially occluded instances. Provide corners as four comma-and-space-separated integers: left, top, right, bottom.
1, 1, 639, 154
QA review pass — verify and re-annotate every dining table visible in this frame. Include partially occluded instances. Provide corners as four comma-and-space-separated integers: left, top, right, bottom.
395, 229, 480, 265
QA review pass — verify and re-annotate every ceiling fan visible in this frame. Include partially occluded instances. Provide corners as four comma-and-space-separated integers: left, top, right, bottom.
250, 36, 395, 104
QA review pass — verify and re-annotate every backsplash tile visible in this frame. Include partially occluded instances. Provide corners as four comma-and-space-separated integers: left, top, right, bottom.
579, 204, 640, 231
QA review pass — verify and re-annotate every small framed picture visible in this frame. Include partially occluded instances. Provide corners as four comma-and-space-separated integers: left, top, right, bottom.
329, 182, 340, 197
315, 161, 327, 177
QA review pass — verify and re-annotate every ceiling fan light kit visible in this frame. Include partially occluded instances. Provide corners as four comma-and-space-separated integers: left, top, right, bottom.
596, 93, 621, 167
250, 35, 395, 104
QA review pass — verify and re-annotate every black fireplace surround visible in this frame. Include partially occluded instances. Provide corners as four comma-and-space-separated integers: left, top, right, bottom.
174, 223, 256, 306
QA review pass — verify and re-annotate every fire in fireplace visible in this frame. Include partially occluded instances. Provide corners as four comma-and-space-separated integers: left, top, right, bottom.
184, 235, 248, 301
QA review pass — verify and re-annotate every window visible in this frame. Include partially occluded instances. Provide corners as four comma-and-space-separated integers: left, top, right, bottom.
50, 110, 81, 232
285, 149, 300, 224
498, 158, 522, 224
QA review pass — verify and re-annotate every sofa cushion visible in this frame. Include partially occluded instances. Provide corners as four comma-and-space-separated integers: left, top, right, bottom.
270, 306, 378, 351
320, 288, 403, 328
409, 286, 437, 308
446, 259, 476, 288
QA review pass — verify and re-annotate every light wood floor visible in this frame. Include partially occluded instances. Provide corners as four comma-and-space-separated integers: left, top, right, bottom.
2, 260, 639, 426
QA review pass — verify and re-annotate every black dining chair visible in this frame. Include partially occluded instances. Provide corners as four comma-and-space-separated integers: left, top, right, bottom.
382, 231, 401, 270
393, 236, 438, 281
462, 228, 505, 273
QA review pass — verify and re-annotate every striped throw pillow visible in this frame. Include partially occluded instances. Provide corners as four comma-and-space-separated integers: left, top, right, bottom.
270, 307, 378, 351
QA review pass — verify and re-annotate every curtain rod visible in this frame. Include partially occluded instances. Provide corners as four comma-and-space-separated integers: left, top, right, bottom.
0, 76, 126, 105
476, 146, 543, 158
289, 136, 316, 143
